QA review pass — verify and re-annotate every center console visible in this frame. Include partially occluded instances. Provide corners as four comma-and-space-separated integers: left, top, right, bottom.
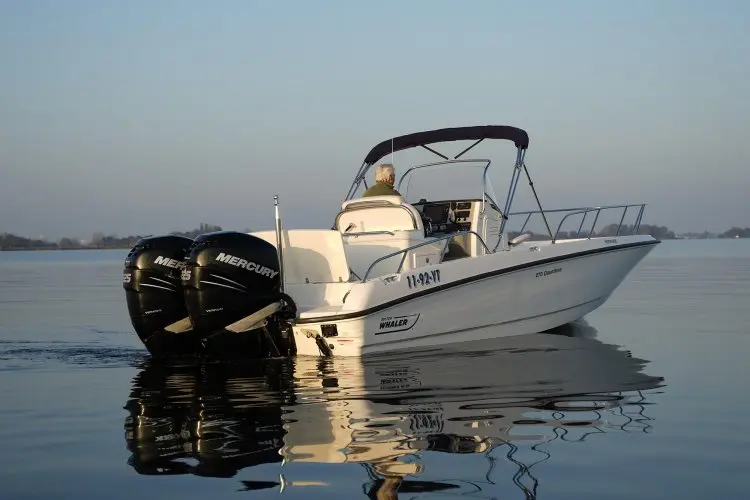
412, 199, 476, 236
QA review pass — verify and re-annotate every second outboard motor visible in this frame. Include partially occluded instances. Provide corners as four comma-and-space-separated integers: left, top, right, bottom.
123, 235, 197, 356
182, 231, 293, 355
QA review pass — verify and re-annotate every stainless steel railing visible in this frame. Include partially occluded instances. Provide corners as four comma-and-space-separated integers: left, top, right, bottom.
360, 230, 491, 282
509, 204, 647, 243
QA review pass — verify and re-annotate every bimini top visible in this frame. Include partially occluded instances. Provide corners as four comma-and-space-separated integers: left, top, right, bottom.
362, 125, 529, 165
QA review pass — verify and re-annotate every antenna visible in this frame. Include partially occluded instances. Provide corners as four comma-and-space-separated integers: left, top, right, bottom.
390, 137, 394, 165
274, 195, 285, 294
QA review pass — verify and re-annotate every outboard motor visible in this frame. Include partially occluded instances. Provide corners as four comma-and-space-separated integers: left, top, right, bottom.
182, 231, 296, 356
123, 235, 197, 356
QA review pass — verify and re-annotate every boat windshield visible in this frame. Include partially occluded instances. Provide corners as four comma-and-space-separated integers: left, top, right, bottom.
394, 159, 504, 210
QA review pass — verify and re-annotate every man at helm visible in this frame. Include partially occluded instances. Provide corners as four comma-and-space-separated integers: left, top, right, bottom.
363, 163, 402, 197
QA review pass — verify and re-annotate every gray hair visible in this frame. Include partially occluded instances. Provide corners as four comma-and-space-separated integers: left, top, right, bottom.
375, 163, 395, 184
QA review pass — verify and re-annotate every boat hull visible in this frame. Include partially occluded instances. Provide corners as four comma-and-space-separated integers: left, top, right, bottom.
291, 236, 659, 356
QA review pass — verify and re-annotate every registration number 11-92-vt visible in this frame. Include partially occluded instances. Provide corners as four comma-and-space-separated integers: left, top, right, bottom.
406, 269, 441, 289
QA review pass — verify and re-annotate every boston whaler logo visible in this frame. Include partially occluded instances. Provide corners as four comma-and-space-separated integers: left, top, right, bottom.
215, 252, 279, 279
376, 313, 420, 335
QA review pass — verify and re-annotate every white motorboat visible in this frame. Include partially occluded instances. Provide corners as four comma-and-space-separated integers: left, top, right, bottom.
122, 125, 659, 357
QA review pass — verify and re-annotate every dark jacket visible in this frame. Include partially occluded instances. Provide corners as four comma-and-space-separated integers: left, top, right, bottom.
363, 182, 401, 197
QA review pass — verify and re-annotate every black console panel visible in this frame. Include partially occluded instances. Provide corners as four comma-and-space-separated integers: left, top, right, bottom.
420, 203, 450, 224
412, 199, 476, 235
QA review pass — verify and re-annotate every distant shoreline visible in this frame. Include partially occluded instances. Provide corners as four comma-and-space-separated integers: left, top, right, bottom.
2, 236, 746, 252
2, 222, 748, 252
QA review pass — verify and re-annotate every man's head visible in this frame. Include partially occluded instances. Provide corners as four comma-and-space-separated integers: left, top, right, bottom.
375, 163, 396, 186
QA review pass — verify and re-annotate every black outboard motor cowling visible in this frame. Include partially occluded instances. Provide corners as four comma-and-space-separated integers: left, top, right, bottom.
182, 231, 282, 333
123, 235, 194, 351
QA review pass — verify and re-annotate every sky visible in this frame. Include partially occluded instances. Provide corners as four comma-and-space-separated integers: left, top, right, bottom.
1, 0, 749, 241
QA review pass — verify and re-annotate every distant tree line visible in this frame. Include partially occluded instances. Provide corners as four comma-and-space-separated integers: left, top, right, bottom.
0, 233, 57, 250
508, 223, 750, 241
2, 222, 750, 251
718, 227, 750, 238
0, 223, 223, 251
167, 223, 223, 239
598, 223, 676, 240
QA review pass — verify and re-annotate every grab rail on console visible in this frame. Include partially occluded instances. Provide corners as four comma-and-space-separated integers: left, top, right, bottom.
509, 203, 647, 243
360, 230, 491, 282
342, 230, 395, 237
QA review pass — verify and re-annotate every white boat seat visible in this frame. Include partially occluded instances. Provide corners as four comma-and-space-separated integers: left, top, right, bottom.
335, 195, 424, 234
332, 195, 441, 278
340, 194, 405, 210
250, 229, 351, 284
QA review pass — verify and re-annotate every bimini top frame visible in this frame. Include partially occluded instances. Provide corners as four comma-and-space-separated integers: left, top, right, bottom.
343, 124, 552, 241
344, 125, 529, 200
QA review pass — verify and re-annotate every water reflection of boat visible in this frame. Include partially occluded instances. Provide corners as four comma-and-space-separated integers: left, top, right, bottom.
123, 321, 664, 497
123, 359, 295, 478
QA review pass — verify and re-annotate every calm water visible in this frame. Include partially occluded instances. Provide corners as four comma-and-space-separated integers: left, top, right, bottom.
1, 240, 748, 499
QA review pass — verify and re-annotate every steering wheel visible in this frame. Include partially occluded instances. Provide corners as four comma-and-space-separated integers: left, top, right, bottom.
420, 213, 434, 236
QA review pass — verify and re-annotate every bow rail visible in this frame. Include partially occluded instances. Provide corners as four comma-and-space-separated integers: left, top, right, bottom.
509, 203, 647, 243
